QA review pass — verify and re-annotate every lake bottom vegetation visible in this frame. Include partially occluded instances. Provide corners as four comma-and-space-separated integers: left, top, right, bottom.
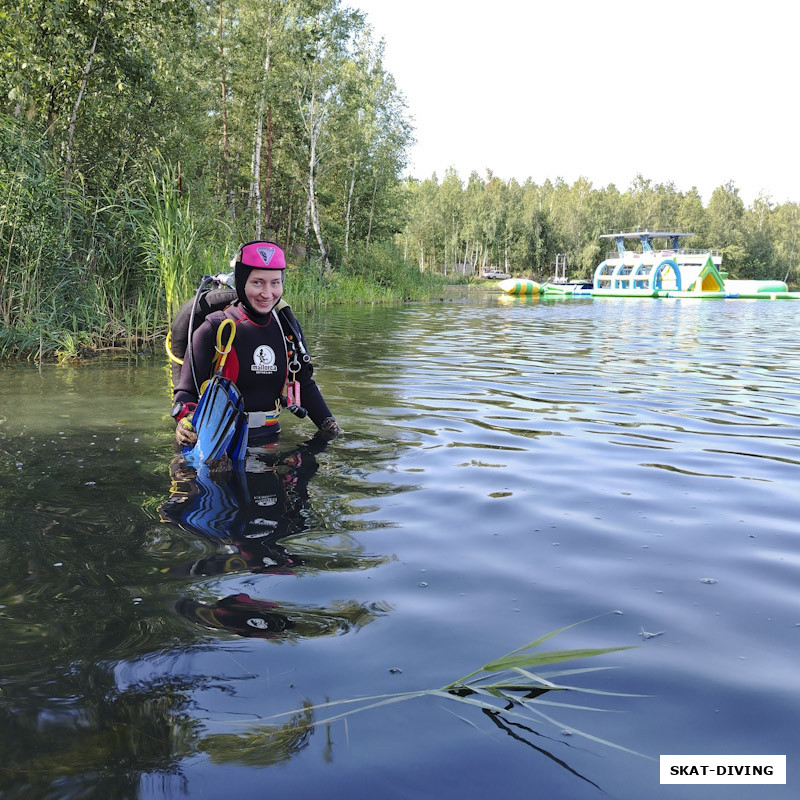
2, 0, 798, 361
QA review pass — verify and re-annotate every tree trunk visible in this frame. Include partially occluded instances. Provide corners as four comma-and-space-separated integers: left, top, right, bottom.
285, 181, 295, 254
247, 114, 258, 214
219, 0, 234, 213
253, 91, 265, 236
304, 88, 330, 270
265, 104, 273, 233
365, 173, 378, 248
344, 158, 356, 254
64, 0, 107, 183
308, 145, 329, 269
251, 29, 272, 238
783, 238, 795, 284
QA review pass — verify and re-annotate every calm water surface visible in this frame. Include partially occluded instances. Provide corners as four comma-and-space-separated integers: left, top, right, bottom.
1, 294, 798, 799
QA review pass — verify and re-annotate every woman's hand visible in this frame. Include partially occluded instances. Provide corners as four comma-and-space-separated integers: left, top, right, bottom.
317, 416, 342, 440
175, 416, 198, 447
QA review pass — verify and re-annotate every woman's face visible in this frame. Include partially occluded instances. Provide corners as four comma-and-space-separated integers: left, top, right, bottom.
244, 269, 284, 313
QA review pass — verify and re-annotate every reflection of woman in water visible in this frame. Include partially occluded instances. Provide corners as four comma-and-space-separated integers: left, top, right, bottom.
160, 439, 322, 576
160, 436, 389, 640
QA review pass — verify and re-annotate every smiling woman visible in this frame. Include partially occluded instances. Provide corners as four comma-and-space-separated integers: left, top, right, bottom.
171, 241, 341, 447
244, 271, 285, 315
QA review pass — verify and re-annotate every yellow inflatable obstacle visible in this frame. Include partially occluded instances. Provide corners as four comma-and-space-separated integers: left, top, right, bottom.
497, 279, 540, 295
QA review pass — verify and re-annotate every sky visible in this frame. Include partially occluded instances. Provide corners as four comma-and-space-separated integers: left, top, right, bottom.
353, 0, 799, 206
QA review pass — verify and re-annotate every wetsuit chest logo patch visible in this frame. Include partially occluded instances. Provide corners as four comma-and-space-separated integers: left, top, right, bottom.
251, 345, 278, 374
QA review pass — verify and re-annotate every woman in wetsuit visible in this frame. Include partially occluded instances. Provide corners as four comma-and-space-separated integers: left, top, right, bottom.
172, 241, 340, 447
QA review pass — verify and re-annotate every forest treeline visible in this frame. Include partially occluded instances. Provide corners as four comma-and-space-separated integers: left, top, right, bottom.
1, 0, 798, 359
403, 170, 800, 283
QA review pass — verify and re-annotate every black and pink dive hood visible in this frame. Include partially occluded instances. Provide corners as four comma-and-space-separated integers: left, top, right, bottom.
232, 241, 286, 322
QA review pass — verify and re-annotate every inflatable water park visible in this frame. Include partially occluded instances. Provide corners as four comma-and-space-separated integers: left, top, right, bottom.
498, 231, 800, 300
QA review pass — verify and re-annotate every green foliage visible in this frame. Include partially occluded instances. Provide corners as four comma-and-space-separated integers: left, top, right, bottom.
1, 0, 418, 359
137, 164, 201, 318
285, 240, 449, 311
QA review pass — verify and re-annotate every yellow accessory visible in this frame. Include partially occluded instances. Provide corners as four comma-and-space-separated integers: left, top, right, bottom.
212, 318, 236, 371
200, 318, 237, 394
165, 330, 183, 365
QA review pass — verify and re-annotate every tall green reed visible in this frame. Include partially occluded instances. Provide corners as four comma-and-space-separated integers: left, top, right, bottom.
0, 115, 88, 358
136, 162, 200, 319
0, 122, 208, 360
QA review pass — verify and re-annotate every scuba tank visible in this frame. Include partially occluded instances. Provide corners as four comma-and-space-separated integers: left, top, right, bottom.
166, 273, 237, 391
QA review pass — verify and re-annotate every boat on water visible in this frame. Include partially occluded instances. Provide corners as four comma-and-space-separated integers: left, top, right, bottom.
593, 231, 718, 295
497, 230, 800, 300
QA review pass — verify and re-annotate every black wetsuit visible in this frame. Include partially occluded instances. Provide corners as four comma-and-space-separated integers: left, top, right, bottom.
173, 303, 332, 437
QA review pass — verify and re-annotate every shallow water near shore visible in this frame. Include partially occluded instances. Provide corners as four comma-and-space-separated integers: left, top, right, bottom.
1, 294, 798, 799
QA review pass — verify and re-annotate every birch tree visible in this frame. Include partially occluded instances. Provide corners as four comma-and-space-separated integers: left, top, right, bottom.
240, 0, 294, 237
290, 2, 364, 269
64, 0, 108, 185
774, 203, 799, 285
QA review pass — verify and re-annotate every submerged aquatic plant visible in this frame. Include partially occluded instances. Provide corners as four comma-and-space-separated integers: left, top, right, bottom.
225, 614, 650, 761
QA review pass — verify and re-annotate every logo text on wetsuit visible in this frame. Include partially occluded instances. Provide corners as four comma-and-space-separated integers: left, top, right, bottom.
252, 345, 278, 374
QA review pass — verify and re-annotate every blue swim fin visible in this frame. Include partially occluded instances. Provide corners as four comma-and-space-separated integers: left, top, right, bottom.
183, 376, 249, 465
220, 377, 248, 461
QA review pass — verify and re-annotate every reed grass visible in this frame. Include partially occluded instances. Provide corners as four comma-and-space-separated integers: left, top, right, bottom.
216, 613, 650, 760
0, 127, 213, 360
136, 163, 202, 318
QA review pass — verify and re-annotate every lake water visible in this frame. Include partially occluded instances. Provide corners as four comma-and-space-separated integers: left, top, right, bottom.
1, 294, 798, 799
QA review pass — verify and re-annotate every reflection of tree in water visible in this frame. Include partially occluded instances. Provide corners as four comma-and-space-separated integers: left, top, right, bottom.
0, 671, 196, 798
0, 669, 315, 797
0, 429, 393, 796
199, 702, 314, 768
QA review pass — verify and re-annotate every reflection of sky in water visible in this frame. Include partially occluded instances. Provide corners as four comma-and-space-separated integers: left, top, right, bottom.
1, 296, 799, 799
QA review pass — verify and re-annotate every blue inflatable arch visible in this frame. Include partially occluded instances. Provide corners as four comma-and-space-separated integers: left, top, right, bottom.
651, 259, 681, 291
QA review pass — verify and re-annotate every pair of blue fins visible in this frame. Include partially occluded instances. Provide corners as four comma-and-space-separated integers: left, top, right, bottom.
182, 376, 249, 466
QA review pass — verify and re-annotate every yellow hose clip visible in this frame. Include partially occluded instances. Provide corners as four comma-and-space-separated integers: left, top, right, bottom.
212, 318, 236, 374
199, 318, 237, 395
